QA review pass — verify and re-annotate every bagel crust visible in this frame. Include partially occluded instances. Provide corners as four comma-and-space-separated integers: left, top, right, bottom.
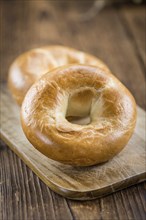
8, 45, 110, 105
21, 65, 137, 166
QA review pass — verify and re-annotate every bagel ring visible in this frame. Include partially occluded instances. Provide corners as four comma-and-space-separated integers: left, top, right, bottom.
8, 45, 110, 105
21, 65, 136, 166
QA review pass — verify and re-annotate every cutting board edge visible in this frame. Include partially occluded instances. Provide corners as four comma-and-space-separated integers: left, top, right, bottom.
1, 130, 146, 201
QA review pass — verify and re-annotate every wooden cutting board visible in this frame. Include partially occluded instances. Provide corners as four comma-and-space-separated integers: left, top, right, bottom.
0, 85, 146, 200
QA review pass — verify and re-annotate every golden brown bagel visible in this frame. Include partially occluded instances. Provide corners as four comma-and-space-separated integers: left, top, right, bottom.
8, 45, 110, 105
21, 65, 137, 167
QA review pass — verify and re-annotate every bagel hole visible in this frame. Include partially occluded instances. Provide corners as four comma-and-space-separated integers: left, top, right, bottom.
66, 115, 91, 125
65, 89, 94, 125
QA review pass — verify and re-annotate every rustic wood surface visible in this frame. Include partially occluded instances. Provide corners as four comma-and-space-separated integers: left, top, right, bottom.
0, 1, 146, 220
1, 85, 146, 200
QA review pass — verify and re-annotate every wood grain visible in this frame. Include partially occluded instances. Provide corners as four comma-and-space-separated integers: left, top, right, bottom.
119, 5, 146, 70
0, 85, 146, 200
0, 1, 146, 220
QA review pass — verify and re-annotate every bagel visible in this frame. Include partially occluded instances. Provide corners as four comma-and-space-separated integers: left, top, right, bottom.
21, 65, 137, 166
8, 45, 110, 105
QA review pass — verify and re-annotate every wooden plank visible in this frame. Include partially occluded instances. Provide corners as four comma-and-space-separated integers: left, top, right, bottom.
119, 5, 146, 70
0, 85, 146, 200
1, 1, 145, 109
1, 142, 145, 220
49, 2, 146, 108
0, 140, 74, 220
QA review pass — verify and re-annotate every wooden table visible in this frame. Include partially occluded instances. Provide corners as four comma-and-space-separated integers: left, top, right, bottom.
0, 1, 145, 220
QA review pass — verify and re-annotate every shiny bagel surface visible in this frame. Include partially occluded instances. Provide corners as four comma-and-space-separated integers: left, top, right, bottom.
21, 65, 137, 166
8, 45, 110, 105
